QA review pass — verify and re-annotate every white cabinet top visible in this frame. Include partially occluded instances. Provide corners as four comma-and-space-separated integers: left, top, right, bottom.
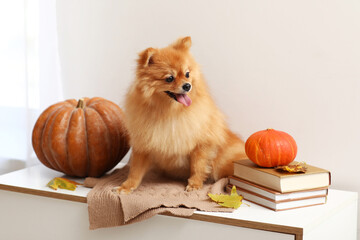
0, 164, 357, 240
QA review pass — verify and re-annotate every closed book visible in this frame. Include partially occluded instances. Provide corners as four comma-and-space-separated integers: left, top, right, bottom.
229, 176, 328, 202
227, 185, 327, 211
233, 159, 331, 193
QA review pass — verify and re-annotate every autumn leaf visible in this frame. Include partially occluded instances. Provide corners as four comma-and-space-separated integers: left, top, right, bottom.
276, 162, 307, 173
47, 177, 81, 191
208, 185, 243, 209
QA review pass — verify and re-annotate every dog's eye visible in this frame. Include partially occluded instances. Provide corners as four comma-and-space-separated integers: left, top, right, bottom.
185, 72, 190, 78
166, 76, 174, 83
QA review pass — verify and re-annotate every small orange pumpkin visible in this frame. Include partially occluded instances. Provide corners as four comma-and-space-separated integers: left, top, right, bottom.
245, 128, 297, 167
32, 97, 129, 177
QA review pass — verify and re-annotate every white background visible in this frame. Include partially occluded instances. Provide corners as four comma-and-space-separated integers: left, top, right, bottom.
56, 0, 360, 233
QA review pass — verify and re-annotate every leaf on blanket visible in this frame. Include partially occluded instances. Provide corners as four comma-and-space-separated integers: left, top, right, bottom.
208, 185, 243, 209
47, 177, 81, 191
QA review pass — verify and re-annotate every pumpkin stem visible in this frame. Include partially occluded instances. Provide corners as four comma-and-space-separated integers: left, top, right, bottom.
76, 98, 85, 109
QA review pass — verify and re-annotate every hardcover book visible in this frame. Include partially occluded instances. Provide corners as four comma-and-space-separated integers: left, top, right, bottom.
229, 176, 328, 202
227, 185, 327, 211
233, 159, 331, 193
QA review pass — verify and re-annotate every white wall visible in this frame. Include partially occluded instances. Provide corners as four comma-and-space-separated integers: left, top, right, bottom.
56, 0, 360, 231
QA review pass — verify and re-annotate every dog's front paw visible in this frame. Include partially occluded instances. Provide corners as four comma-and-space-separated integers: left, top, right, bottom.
112, 184, 134, 195
112, 186, 131, 195
185, 182, 203, 192
112, 178, 142, 194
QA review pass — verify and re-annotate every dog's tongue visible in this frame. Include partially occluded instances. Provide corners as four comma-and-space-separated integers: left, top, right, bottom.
175, 94, 192, 106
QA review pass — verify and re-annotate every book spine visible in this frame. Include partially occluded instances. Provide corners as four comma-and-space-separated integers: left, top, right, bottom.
229, 184, 328, 203
233, 164, 283, 192
226, 185, 327, 211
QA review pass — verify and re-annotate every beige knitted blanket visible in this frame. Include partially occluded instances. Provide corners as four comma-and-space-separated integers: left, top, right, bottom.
85, 165, 233, 229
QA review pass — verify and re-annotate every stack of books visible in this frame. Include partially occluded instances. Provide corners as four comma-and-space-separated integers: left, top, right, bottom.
228, 159, 331, 211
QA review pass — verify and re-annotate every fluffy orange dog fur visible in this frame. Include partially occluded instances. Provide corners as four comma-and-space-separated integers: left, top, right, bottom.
114, 37, 247, 194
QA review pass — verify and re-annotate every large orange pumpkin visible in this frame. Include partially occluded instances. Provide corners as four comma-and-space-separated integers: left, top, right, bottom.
32, 97, 129, 177
245, 129, 297, 167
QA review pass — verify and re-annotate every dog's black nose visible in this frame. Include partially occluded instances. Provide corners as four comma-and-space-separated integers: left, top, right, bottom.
182, 83, 191, 92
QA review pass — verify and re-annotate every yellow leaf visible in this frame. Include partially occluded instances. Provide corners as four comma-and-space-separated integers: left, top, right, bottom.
208, 186, 243, 209
276, 162, 307, 173
47, 177, 81, 191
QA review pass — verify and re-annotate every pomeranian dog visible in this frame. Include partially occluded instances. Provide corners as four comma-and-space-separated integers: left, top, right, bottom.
114, 37, 247, 194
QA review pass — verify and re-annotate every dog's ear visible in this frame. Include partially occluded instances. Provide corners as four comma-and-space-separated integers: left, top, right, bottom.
138, 47, 156, 67
171, 36, 192, 51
